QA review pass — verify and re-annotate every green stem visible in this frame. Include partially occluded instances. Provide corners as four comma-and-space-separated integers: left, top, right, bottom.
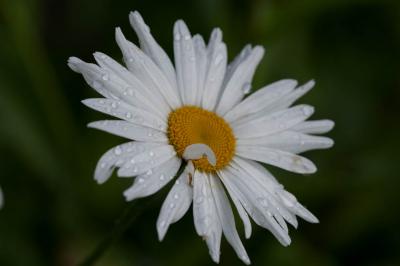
78, 163, 187, 266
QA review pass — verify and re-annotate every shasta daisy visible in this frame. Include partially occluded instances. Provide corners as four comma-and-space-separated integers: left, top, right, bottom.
68, 11, 334, 264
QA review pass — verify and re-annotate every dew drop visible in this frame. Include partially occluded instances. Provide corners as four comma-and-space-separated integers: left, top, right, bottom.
242, 82, 252, 94
101, 72, 109, 81
126, 112, 132, 119
195, 196, 204, 204
169, 203, 175, 209
130, 158, 136, 164
111, 102, 118, 109
175, 180, 181, 185
146, 169, 153, 175
100, 162, 106, 168
138, 178, 145, 183
128, 57, 134, 62
133, 166, 138, 173
114, 146, 122, 155
160, 220, 166, 227
184, 35, 190, 41
302, 106, 313, 116
214, 54, 223, 65
174, 33, 181, 41
174, 193, 179, 199
159, 174, 165, 181
149, 151, 155, 157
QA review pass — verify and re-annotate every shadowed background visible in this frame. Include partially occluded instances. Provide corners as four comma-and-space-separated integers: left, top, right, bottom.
0, 0, 400, 265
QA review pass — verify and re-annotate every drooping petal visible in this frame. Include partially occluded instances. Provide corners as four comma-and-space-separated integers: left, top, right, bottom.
115, 28, 180, 110
123, 156, 181, 201
209, 175, 250, 265
237, 131, 334, 154
236, 146, 317, 174
94, 142, 163, 184
215, 172, 252, 238
219, 168, 291, 246
129, 11, 179, 96
216, 46, 264, 115
233, 104, 315, 139
292, 120, 335, 134
224, 79, 297, 123
173, 20, 198, 105
193, 171, 222, 263
118, 145, 177, 177
157, 161, 194, 240
88, 120, 168, 143
82, 98, 167, 131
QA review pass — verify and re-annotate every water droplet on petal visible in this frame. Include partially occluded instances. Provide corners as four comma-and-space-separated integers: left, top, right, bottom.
149, 151, 154, 157
128, 57, 134, 62
174, 194, 179, 199
169, 203, 175, 209
100, 163, 106, 168
114, 146, 122, 155
160, 220, 166, 227
138, 178, 145, 183
195, 196, 204, 204
101, 72, 109, 81
175, 180, 181, 185
242, 82, 252, 94
214, 54, 223, 65
184, 35, 190, 40
126, 112, 132, 119
159, 175, 165, 181
174, 33, 181, 41
130, 158, 136, 164
302, 106, 313, 116
111, 102, 118, 108
146, 169, 153, 175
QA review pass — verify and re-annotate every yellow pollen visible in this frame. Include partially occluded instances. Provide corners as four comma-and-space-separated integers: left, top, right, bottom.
167, 106, 236, 172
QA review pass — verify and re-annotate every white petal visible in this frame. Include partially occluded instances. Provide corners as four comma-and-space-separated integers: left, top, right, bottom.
182, 143, 217, 166
216, 46, 264, 115
292, 120, 335, 134
224, 79, 297, 123
157, 162, 194, 240
215, 172, 252, 239
94, 142, 162, 184
236, 146, 317, 174
233, 104, 315, 139
193, 171, 222, 263
209, 175, 251, 265
223, 44, 252, 86
173, 20, 197, 105
201, 29, 227, 111
82, 98, 167, 131
68, 57, 162, 118
129, 11, 179, 96
219, 168, 291, 246
115, 29, 180, 110
123, 156, 181, 201
118, 145, 177, 177
193, 34, 208, 106
232, 157, 299, 228
237, 131, 334, 154
267, 80, 315, 111
88, 120, 167, 142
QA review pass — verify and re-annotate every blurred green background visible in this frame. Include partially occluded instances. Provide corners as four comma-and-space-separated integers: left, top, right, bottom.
1, 0, 400, 265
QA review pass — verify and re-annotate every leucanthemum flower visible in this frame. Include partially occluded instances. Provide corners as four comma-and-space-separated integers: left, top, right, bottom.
68, 11, 334, 264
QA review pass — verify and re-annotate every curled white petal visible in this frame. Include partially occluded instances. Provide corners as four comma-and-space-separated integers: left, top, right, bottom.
182, 144, 217, 166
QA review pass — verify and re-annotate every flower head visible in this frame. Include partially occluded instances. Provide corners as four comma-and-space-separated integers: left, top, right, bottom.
68, 11, 334, 264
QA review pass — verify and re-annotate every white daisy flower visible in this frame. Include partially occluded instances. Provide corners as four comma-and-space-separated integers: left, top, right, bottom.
68, 11, 334, 264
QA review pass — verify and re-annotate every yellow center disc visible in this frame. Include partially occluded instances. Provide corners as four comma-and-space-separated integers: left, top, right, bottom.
167, 106, 236, 172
